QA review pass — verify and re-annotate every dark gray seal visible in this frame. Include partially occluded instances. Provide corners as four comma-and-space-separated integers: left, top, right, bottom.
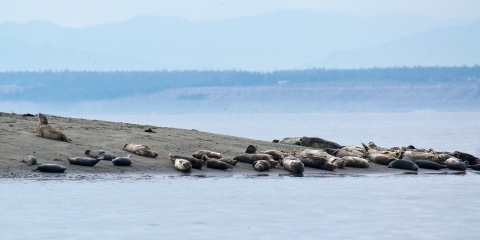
468, 164, 480, 171
35, 164, 66, 173
85, 150, 116, 161
453, 151, 480, 165
447, 160, 469, 171
415, 160, 447, 170
245, 145, 257, 154
253, 160, 270, 171
22, 154, 37, 166
112, 155, 132, 166
68, 157, 101, 167
388, 159, 418, 171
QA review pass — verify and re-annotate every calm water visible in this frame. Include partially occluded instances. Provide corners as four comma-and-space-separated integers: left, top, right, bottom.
2, 112, 480, 239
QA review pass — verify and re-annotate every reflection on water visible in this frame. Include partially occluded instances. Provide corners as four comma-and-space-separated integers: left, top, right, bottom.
1, 174, 479, 239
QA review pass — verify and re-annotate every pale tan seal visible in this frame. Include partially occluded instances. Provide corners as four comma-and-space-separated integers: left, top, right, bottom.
192, 150, 223, 159
36, 113, 71, 142
279, 156, 304, 174
253, 160, 270, 171
202, 155, 234, 170
169, 154, 205, 169
233, 153, 278, 168
67, 157, 101, 167
296, 149, 345, 171
174, 158, 192, 172
112, 155, 132, 166
123, 143, 158, 158
343, 156, 370, 168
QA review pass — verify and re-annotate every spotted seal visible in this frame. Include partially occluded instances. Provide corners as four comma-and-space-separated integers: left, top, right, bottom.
343, 156, 370, 168
85, 150, 116, 161
112, 155, 132, 166
279, 156, 304, 174
233, 153, 278, 168
253, 160, 270, 171
447, 160, 469, 171
261, 150, 286, 161
22, 154, 37, 166
296, 149, 345, 171
388, 159, 418, 171
192, 150, 223, 159
68, 157, 101, 167
123, 143, 158, 158
202, 155, 234, 170
35, 164, 66, 173
300, 136, 343, 149
452, 151, 480, 165
468, 164, 480, 171
414, 160, 447, 170
174, 158, 192, 172
245, 145, 257, 154
36, 113, 71, 142
169, 154, 205, 169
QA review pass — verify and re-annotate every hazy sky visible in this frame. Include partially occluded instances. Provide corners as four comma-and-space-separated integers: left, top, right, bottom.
1, 0, 480, 28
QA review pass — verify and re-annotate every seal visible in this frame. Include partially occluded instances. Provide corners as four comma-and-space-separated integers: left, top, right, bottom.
296, 149, 345, 171
261, 150, 286, 161
468, 164, 480, 171
35, 164, 66, 173
279, 156, 304, 174
253, 160, 270, 171
343, 156, 370, 168
22, 154, 37, 166
192, 150, 223, 159
174, 158, 192, 172
276, 137, 302, 145
123, 143, 158, 158
452, 151, 480, 165
300, 136, 343, 149
202, 155, 234, 170
402, 151, 439, 163
217, 157, 238, 166
233, 153, 278, 168
245, 145, 257, 154
447, 160, 469, 171
112, 155, 132, 166
85, 150, 116, 161
414, 160, 447, 170
324, 148, 362, 158
36, 113, 71, 142
68, 157, 101, 167
341, 146, 365, 157
169, 154, 205, 169
388, 159, 418, 171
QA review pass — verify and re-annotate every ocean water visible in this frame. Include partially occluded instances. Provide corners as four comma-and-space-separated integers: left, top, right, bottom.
2, 112, 480, 239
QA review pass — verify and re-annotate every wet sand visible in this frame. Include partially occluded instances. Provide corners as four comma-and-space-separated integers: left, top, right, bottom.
0, 112, 468, 179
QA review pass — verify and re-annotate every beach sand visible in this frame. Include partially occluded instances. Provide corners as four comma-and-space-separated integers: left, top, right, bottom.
0, 112, 463, 179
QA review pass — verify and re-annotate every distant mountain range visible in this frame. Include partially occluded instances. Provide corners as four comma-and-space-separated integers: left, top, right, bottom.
0, 10, 479, 71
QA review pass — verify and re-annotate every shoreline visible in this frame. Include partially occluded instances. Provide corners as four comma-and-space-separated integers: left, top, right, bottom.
0, 112, 477, 179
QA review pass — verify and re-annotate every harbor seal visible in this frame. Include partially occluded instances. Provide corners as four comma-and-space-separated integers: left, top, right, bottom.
296, 149, 345, 171
112, 155, 132, 166
447, 160, 469, 171
343, 156, 370, 168
300, 136, 343, 149
192, 150, 223, 159
253, 160, 270, 171
324, 148, 362, 158
169, 154, 205, 169
202, 155, 234, 170
68, 157, 101, 167
35, 164, 66, 173
388, 159, 418, 171
414, 160, 447, 170
261, 150, 286, 161
174, 158, 192, 172
233, 153, 278, 168
123, 143, 158, 158
452, 151, 480, 165
85, 150, 116, 161
468, 164, 480, 171
22, 154, 37, 166
341, 146, 365, 157
245, 145, 257, 154
37, 113, 71, 142
217, 157, 238, 166
279, 156, 304, 174
277, 137, 302, 145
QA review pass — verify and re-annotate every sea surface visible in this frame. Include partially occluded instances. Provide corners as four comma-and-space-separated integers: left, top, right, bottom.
2, 112, 480, 239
